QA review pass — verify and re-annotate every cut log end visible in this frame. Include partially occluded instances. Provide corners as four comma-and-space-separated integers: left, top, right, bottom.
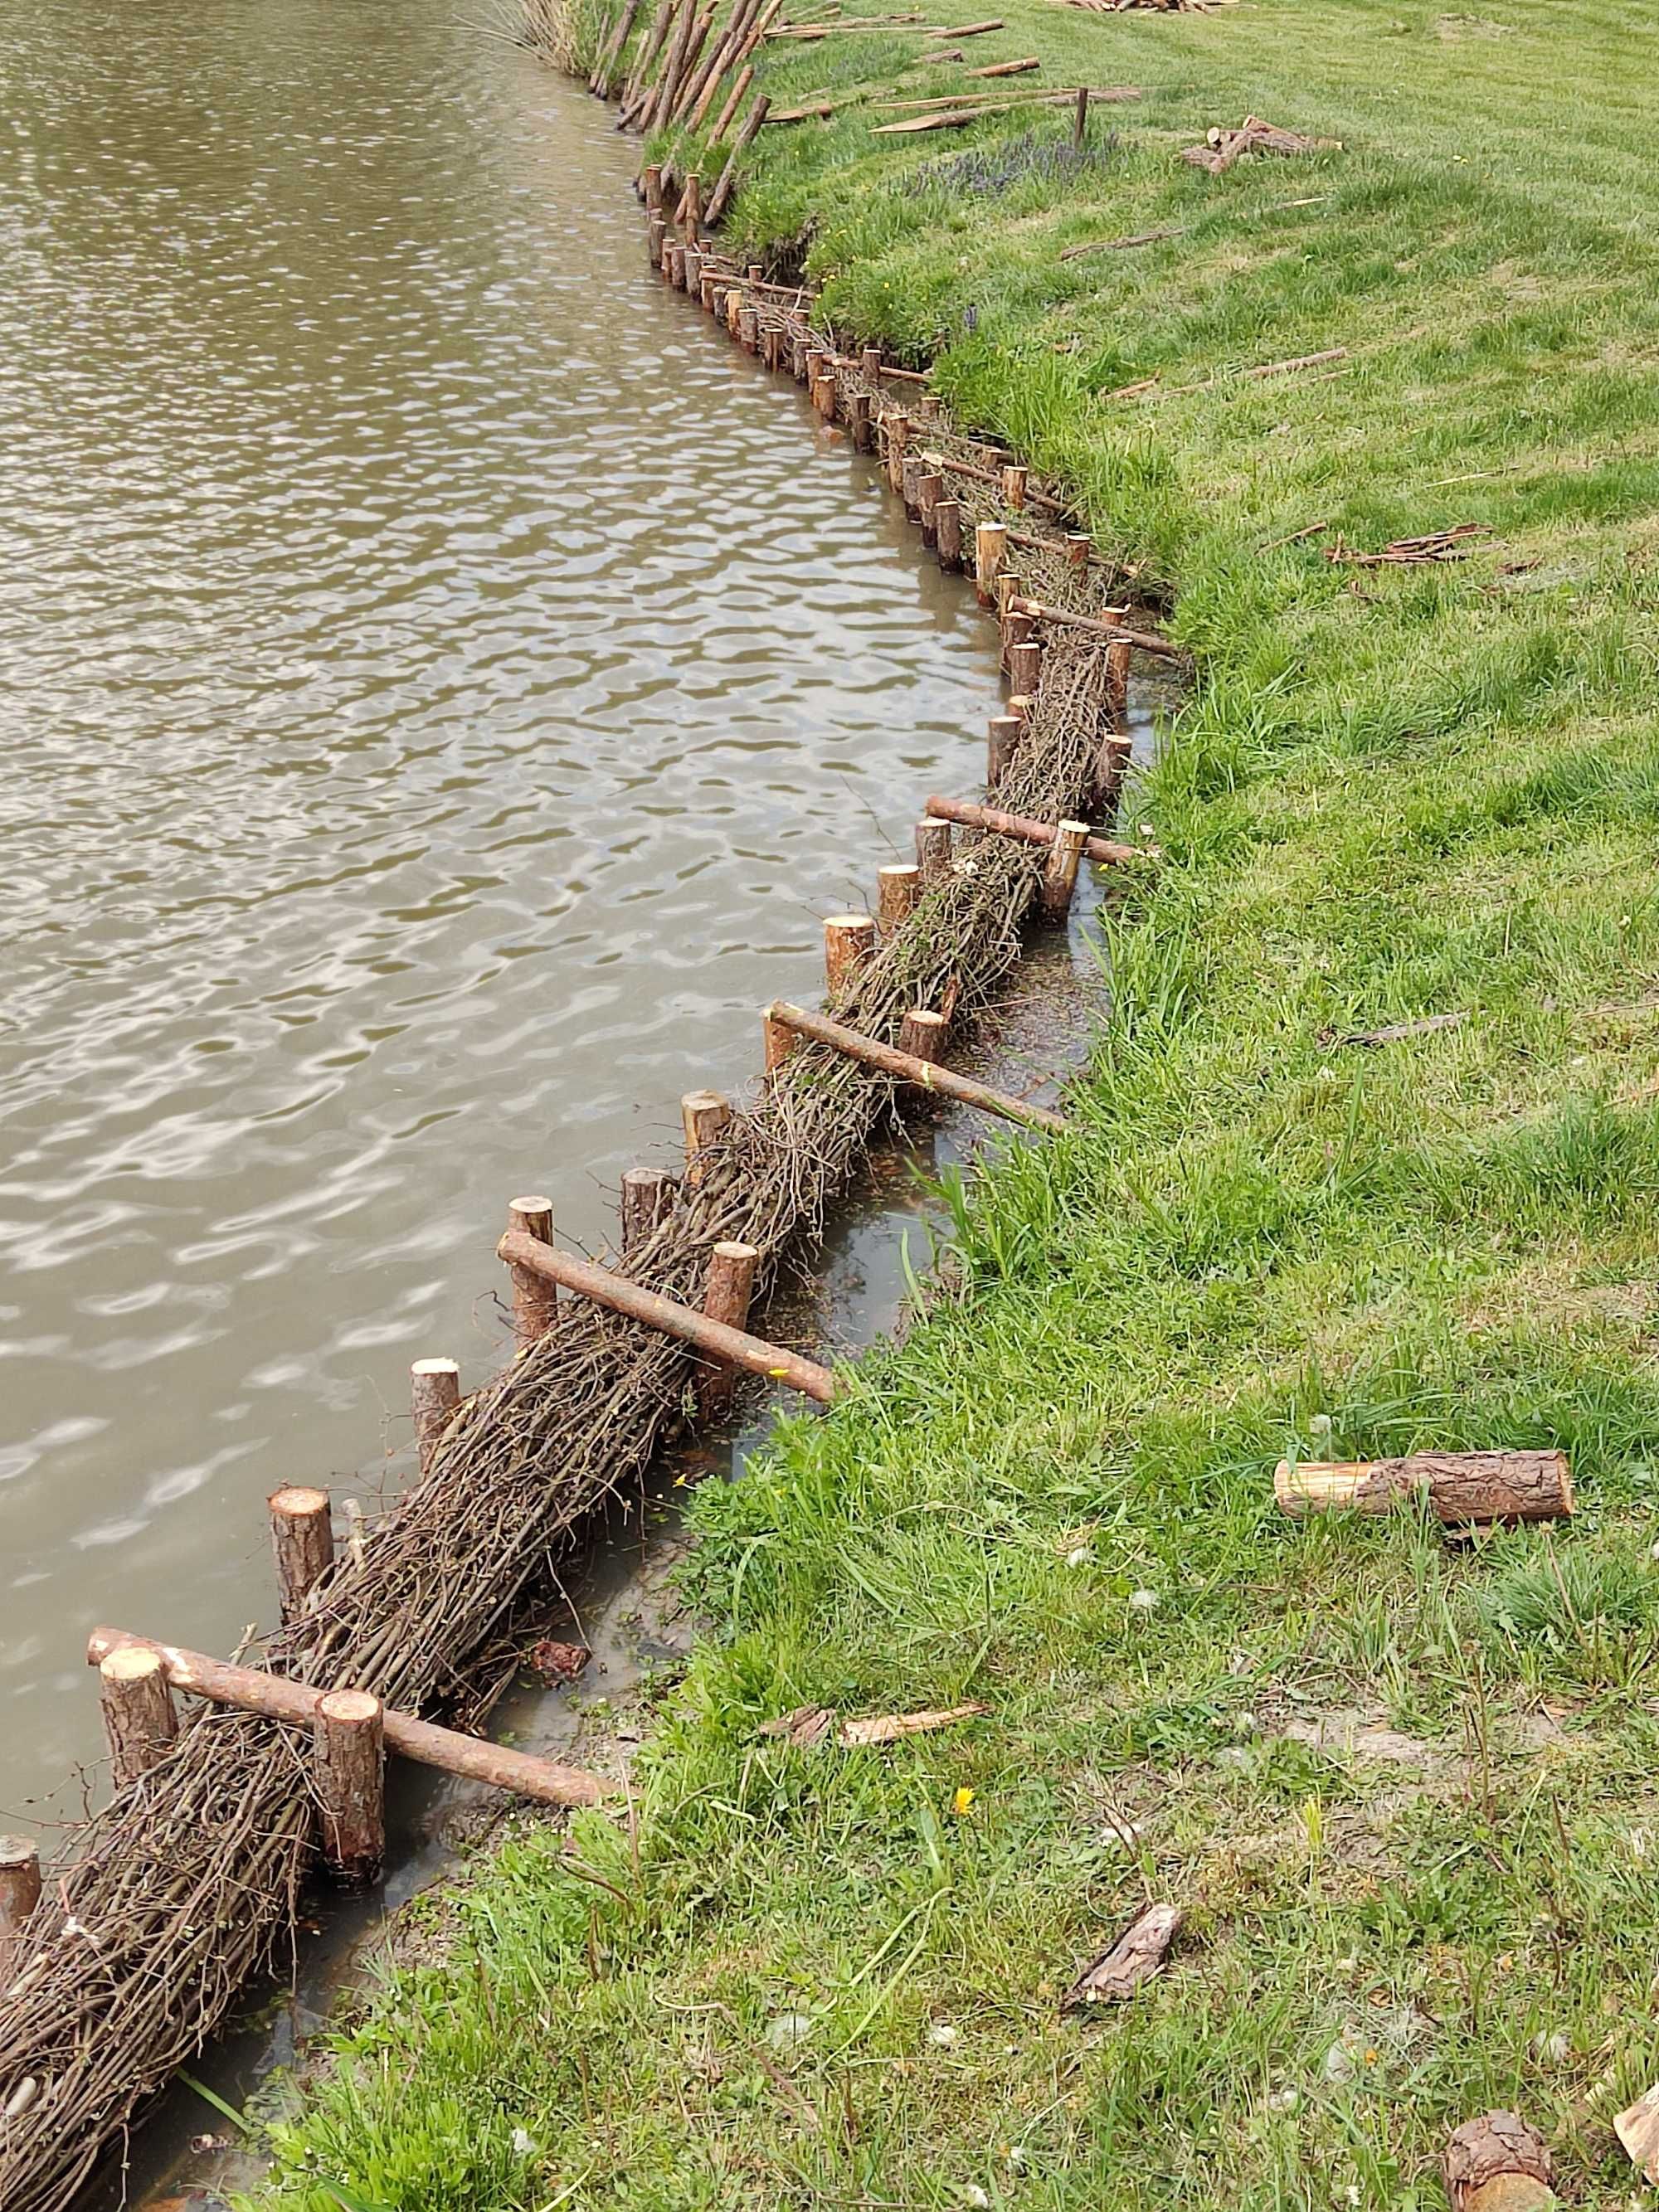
1444, 2112, 1556, 2212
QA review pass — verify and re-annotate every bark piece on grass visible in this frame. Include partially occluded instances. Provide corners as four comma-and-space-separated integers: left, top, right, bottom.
1063, 1902, 1182, 2006
1334, 1010, 1468, 1047
758, 1704, 837, 1748
1443, 2111, 1556, 2212
839, 1702, 987, 1747
1617, 2082, 1659, 2185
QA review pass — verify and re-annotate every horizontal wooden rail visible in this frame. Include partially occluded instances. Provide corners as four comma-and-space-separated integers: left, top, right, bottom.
85, 1629, 612, 1807
767, 1001, 1068, 1133
496, 1231, 839, 1403
917, 447, 1072, 515
923, 794, 1147, 867
1008, 594, 1178, 659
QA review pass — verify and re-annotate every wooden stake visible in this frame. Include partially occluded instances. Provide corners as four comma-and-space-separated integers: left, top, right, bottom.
1066, 531, 1092, 567
89, 1628, 612, 1807
878, 862, 920, 931
493, 1234, 838, 1401
915, 816, 953, 884
411, 1359, 461, 1477
1008, 593, 1177, 658
700, 1240, 760, 1417
862, 343, 882, 380
1093, 733, 1133, 824
975, 519, 1006, 608
269, 1485, 333, 1622
995, 571, 1019, 622
988, 713, 1023, 787
0, 1836, 40, 1976
739, 304, 760, 352
1073, 83, 1088, 148
100, 1645, 179, 1788
506, 1195, 557, 1351
824, 913, 877, 994
708, 62, 755, 143
766, 1001, 1067, 1132
935, 498, 962, 569
917, 470, 943, 547
681, 1089, 733, 1189
314, 1689, 385, 1888
898, 1008, 948, 1064
1001, 606, 1034, 668
900, 455, 922, 518
884, 410, 910, 495
706, 91, 771, 221
764, 1008, 798, 1072
924, 792, 1145, 866
647, 213, 667, 265
1007, 637, 1043, 698
620, 1165, 677, 1251
1274, 1451, 1574, 1524
1104, 634, 1131, 724
848, 389, 873, 452
681, 170, 703, 240
1001, 464, 1027, 512
642, 163, 664, 211
1040, 819, 1090, 919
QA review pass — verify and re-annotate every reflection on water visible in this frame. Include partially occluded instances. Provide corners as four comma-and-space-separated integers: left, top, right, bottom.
0, 0, 1001, 1813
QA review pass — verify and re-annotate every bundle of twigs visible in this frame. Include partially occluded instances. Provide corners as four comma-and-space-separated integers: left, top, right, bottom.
1326, 522, 1490, 566
0, 430, 1121, 2205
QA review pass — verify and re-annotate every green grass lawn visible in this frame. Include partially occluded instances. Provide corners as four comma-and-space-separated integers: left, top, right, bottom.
244, 2, 1659, 2205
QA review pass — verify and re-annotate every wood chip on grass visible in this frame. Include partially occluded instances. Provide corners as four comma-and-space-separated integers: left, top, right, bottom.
759, 1701, 988, 1747
1063, 1903, 1182, 2006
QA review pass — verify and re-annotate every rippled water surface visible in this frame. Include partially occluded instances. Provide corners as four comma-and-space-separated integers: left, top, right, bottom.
0, 0, 998, 1813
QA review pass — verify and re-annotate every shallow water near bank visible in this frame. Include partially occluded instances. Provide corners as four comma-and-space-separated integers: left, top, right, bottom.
1, 0, 1012, 1814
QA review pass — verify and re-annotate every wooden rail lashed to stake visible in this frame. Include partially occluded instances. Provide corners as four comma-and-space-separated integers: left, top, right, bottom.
766, 1001, 1068, 1131
496, 1231, 839, 1403
86, 1629, 614, 1808
923, 793, 1149, 868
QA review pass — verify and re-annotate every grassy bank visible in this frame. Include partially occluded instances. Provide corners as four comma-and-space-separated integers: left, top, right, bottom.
246, 2, 1659, 2205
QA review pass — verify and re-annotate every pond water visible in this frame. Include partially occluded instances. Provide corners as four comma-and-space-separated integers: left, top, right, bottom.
0, 0, 1004, 1820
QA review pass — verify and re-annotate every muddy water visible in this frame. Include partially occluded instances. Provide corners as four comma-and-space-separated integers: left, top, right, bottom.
0, 0, 1005, 1817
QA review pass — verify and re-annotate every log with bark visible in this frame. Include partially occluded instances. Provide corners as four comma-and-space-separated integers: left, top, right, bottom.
1275, 1451, 1573, 1525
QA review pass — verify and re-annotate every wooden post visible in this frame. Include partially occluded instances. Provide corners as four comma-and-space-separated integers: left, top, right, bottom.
1002, 464, 1027, 513
898, 1009, 948, 1064
763, 1008, 797, 1072
699, 1240, 760, 1417
684, 246, 703, 295
935, 498, 962, 570
0, 1836, 41, 1976
885, 411, 909, 496
647, 214, 667, 265
1073, 84, 1088, 148
1041, 819, 1090, 920
878, 862, 920, 931
1094, 732, 1133, 824
900, 455, 922, 518
917, 471, 943, 548
100, 1645, 178, 1788
861, 343, 882, 382
1007, 637, 1044, 698
620, 1167, 677, 1252
682, 1090, 732, 1188
314, 1689, 385, 1888
1066, 531, 1092, 568
915, 817, 953, 885
1000, 607, 1034, 668
682, 169, 703, 239
814, 367, 839, 421
506, 1196, 557, 1351
738, 304, 759, 352
975, 520, 1006, 608
824, 914, 876, 994
706, 91, 770, 222
988, 713, 1023, 787
1104, 634, 1131, 726
848, 389, 873, 452
1008, 693, 1032, 724
269, 1485, 333, 1621
411, 1359, 461, 1478
642, 163, 664, 211
1274, 1451, 1574, 1524
994, 572, 1019, 623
